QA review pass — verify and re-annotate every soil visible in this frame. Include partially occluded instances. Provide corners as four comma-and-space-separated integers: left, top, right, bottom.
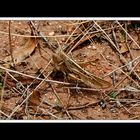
0, 20, 140, 120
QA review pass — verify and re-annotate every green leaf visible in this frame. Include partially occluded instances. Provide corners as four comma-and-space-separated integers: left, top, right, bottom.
109, 92, 117, 99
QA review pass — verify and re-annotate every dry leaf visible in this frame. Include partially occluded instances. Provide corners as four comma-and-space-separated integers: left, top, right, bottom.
28, 90, 41, 106
119, 42, 128, 54
4, 37, 38, 65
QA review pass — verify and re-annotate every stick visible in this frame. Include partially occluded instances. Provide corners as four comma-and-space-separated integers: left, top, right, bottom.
0, 65, 72, 86
8, 21, 15, 67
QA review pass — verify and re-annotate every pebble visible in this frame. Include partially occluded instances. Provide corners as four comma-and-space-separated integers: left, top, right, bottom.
106, 55, 110, 59
110, 108, 116, 113
18, 22, 21, 25
48, 22, 52, 26
58, 25, 62, 28
48, 31, 55, 36
136, 69, 140, 72
88, 45, 96, 50
48, 95, 53, 100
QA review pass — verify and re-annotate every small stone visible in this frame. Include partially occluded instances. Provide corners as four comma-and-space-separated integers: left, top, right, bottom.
136, 69, 140, 72
110, 108, 116, 113
48, 96, 53, 100
92, 45, 96, 50
18, 22, 21, 25
58, 25, 62, 28
48, 31, 55, 36
62, 38, 66, 42
88, 45, 92, 49
88, 45, 96, 50
48, 22, 52, 25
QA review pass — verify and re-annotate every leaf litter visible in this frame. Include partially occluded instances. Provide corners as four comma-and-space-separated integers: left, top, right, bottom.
0, 20, 140, 120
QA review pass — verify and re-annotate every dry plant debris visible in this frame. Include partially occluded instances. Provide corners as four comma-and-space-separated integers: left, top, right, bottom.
0, 20, 140, 120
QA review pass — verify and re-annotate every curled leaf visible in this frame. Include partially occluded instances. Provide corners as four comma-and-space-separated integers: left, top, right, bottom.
119, 42, 128, 54
4, 37, 38, 65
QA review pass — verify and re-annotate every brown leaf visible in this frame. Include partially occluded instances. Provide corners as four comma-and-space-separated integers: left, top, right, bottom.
119, 42, 128, 54
4, 37, 38, 64
28, 90, 41, 106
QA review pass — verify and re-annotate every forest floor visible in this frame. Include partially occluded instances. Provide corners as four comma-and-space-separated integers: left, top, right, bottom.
0, 20, 140, 120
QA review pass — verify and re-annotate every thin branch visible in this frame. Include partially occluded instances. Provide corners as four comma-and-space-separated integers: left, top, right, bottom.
0, 109, 9, 118
0, 24, 122, 38
67, 23, 95, 54
8, 21, 15, 67
29, 21, 56, 51
0, 65, 72, 86
105, 55, 140, 76
116, 21, 140, 50
0, 72, 7, 112
68, 101, 99, 110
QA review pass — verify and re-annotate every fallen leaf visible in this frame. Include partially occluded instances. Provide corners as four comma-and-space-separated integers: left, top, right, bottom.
119, 42, 128, 54
4, 37, 38, 65
28, 90, 41, 106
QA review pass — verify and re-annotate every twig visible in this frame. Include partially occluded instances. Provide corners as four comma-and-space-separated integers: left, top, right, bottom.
34, 69, 52, 91
0, 109, 9, 118
8, 21, 15, 67
63, 86, 108, 91
43, 99, 99, 111
110, 99, 132, 114
101, 52, 140, 88
93, 21, 135, 73
112, 72, 116, 86
6, 71, 25, 91
1, 69, 70, 119
111, 98, 140, 103
8, 85, 33, 119
29, 108, 62, 119
43, 111, 61, 119
112, 24, 119, 49
122, 104, 132, 114
0, 65, 72, 86
50, 84, 73, 119
93, 21, 122, 55
122, 85, 140, 92
0, 30, 78, 38
123, 22, 140, 81
50, 85, 64, 107
67, 23, 95, 54
105, 55, 140, 76
29, 21, 48, 42
29, 21, 56, 51
68, 101, 99, 110
0, 24, 122, 38
73, 23, 98, 49
130, 114, 140, 120
125, 22, 134, 60
63, 23, 92, 53
62, 20, 90, 26
32, 96, 47, 119
63, 22, 81, 51
43, 100, 57, 107
64, 85, 140, 93
113, 60, 140, 90
116, 21, 140, 50
0, 72, 7, 112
